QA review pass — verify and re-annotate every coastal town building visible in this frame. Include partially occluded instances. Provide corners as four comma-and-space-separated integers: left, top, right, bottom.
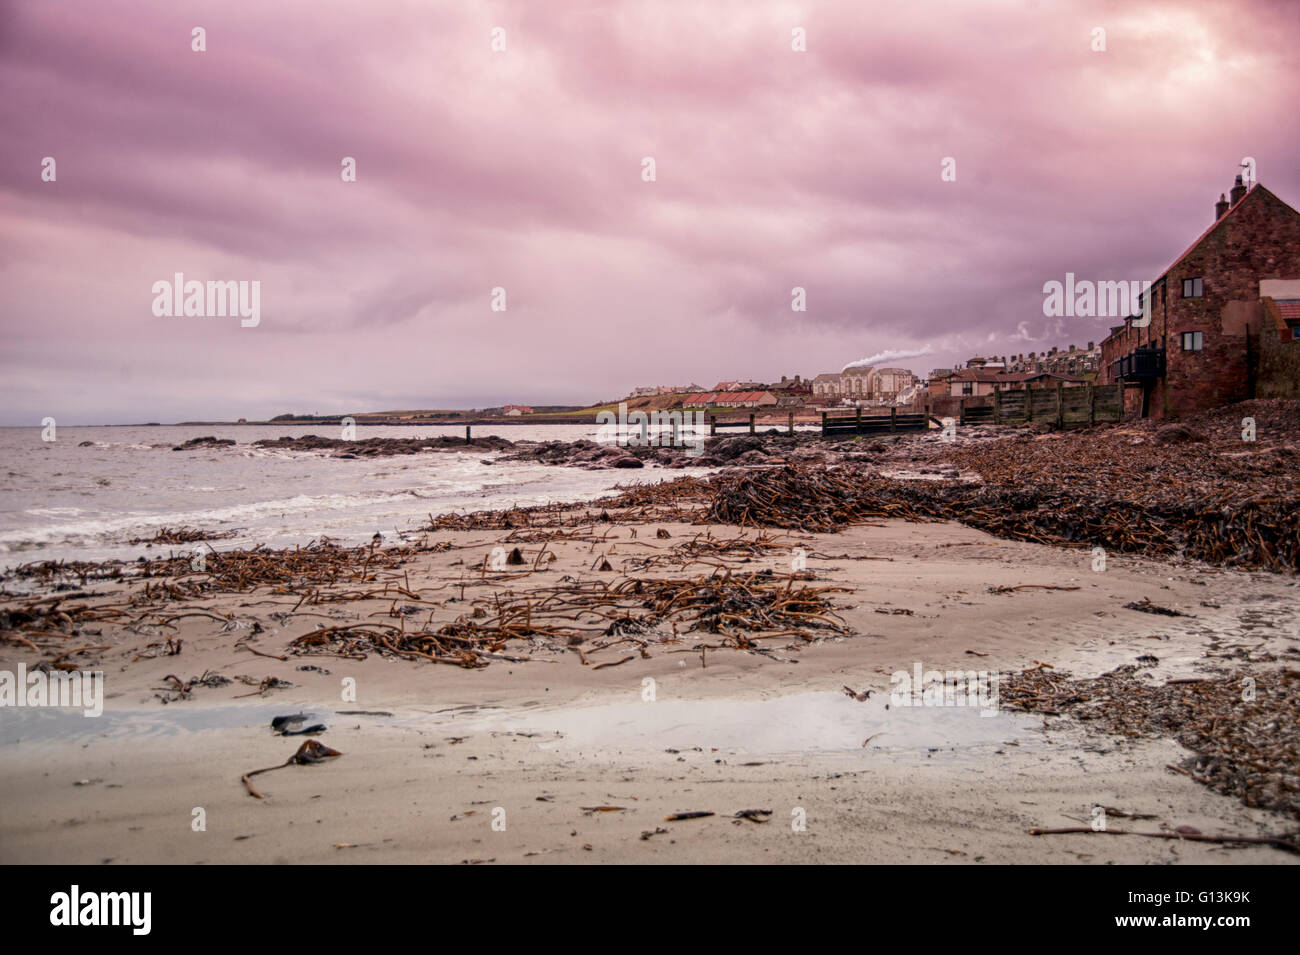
1010, 344, 1101, 378
502, 404, 534, 416
810, 365, 918, 401
933, 369, 1085, 397
1099, 177, 1300, 417
768, 375, 812, 406
952, 346, 1100, 380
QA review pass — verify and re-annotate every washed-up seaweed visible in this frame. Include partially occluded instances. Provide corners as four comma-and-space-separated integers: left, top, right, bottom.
288, 571, 852, 667
241, 739, 343, 799
2, 536, 451, 597
127, 526, 235, 545
422, 475, 712, 532
1002, 663, 1300, 821
703, 464, 1300, 573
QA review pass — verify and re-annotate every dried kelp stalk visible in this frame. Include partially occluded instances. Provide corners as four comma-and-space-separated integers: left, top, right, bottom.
242, 739, 343, 799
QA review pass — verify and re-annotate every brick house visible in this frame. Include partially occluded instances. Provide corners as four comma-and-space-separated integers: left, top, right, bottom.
1099, 178, 1300, 418
938, 368, 1005, 397
935, 369, 1083, 397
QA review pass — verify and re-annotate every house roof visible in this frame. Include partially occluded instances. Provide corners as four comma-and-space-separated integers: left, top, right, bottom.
681, 391, 772, 404
1009, 372, 1086, 383
944, 369, 1007, 382
1144, 183, 1300, 297
1275, 300, 1300, 322
1101, 182, 1300, 346
945, 370, 1085, 384
811, 373, 842, 383
1152, 183, 1265, 287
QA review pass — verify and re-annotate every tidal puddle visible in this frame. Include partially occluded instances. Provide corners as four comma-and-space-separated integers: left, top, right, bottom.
0, 691, 1042, 759
0, 703, 294, 746
457, 691, 1040, 757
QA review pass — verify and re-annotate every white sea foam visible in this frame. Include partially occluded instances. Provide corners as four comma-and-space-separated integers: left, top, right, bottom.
0, 425, 712, 568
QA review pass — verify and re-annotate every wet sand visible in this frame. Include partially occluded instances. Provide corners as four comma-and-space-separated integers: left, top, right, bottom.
2, 517, 1297, 864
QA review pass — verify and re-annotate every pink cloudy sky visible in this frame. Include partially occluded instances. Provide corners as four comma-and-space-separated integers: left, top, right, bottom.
2, 0, 1298, 424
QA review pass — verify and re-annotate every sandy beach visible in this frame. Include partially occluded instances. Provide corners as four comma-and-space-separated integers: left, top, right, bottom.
3, 498, 1296, 865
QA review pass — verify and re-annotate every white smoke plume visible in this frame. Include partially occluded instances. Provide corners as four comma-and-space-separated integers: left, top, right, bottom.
842, 346, 934, 372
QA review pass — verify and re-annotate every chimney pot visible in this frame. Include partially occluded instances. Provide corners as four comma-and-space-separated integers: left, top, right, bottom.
1230, 175, 1247, 206
1215, 192, 1230, 220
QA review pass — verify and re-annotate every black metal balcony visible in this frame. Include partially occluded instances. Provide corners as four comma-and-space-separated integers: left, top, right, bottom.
1114, 347, 1165, 381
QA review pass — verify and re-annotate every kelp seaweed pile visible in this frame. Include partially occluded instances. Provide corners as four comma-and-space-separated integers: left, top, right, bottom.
422, 475, 713, 531
704, 463, 1300, 572
289, 571, 853, 667
1002, 664, 1300, 821
0, 538, 453, 658
5, 538, 448, 597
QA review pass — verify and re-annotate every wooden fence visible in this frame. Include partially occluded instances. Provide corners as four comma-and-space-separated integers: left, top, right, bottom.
818, 383, 1124, 436
819, 407, 929, 436
983, 382, 1123, 427
706, 412, 799, 434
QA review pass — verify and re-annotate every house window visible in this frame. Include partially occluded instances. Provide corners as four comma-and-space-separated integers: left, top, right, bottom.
1291, 325, 1300, 340
1182, 277, 1203, 298
961, 382, 973, 396
1180, 331, 1204, 351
